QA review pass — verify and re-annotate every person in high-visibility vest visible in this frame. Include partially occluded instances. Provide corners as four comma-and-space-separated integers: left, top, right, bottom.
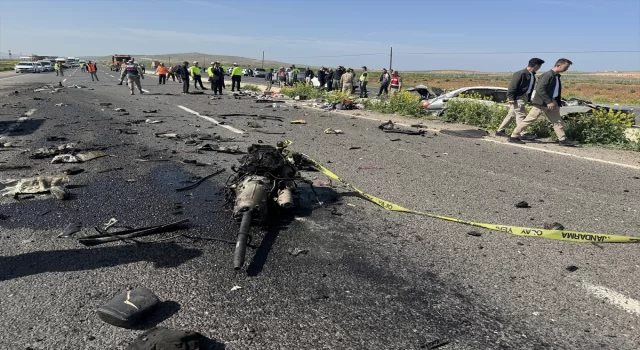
86, 61, 99, 82
54, 63, 63, 77
167, 66, 176, 82
189, 61, 206, 90
156, 63, 167, 85
80, 62, 86, 73
359, 66, 368, 98
231, 63, 243, 91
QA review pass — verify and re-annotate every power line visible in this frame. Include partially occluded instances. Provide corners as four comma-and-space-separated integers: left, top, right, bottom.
270, 53, 388, 59
400, 50, 640, 55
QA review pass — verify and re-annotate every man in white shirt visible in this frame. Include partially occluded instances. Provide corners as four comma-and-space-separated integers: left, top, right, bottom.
495, 58, 545, 137
509, 58, 578, 147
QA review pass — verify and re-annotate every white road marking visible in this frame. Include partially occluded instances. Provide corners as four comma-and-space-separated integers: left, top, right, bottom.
310, 105, 640, 171
142, 89, 150, 93
178, 105, 244, 134
62, 79, 67, 83
482, 138, 640, 170
583, 283, 640, 316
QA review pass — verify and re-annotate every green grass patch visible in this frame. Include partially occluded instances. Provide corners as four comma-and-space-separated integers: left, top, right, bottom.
241, 84, 261, 92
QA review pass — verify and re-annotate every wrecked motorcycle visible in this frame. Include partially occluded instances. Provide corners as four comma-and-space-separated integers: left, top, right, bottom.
226, 142, 300, 270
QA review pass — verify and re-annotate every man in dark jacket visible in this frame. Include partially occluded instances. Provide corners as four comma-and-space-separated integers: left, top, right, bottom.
326, 69, 334, 92
495, 58, 544, 137
305, 67, 314, 84
509, 58, 578, 146
175, 61, 191, 94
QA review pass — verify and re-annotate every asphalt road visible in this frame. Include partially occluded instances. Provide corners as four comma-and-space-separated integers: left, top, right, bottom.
1, 67, 640, 350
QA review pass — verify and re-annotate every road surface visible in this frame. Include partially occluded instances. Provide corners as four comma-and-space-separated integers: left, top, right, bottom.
1, 67, 640, 349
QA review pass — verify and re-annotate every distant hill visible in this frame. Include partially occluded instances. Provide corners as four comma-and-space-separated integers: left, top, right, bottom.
83, 52, 304, 68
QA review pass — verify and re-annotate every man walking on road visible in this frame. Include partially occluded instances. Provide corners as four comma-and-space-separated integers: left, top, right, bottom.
359, 66, 369, 98
340, 68, 354, 95
167, 66, 176, 82
509, 58, 578, 146
175, 61, 190, 94
231, 63, 242, 91
120, 60, 144, 95
190, 61, 206, 90
80, 62, 86, 73
495, 58, 544, 137
86, 61, 99, 81
377, 68, 390, 97
265, 68, 274, 92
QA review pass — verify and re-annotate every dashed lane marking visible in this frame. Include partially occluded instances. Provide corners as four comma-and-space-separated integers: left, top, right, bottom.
178, 105, 244, 134
583, 283, 640, 316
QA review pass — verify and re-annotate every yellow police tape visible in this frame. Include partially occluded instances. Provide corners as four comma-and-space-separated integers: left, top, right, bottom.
299, 152, 640, 243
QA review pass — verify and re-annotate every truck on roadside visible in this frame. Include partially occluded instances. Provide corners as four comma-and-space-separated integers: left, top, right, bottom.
111, 54, 132, 72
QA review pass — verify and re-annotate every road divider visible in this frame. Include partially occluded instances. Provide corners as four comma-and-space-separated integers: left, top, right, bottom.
299, 150, 640, 243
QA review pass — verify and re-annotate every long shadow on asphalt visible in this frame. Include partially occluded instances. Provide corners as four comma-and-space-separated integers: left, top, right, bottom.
246, 185, 339, 277
0, 119, 45, 136
0, 243, 202, 282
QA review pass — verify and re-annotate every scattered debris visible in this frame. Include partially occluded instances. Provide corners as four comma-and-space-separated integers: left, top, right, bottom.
114, 108, 126, 112
349, 146, 361, 150
126, 327, 217, 350
230, 286, 242, 292
175, 169, 225, 192
197, 144, 240, 154
117, 129, 139, 135
247, 121, 262, 128
97, 167, 124, 173
142, 109, 158, 113
0, 175, 70, 199
566, 265, 579, 272
63, 167, 85, 176
543, 222, 565, 230
99, 102, 113, 106
290, 120, 307, 124
423, 339, 450, 349
379, 120, 395, 130
379, 120, 426, 135
51, 151, 107, 164
288, 248, 309, 256
30, 143, 77, 159
155, 132, 180, 139
58, 222, 82, 238
102, 218, 119, 231
50, 186, 70, 200
46, 136, 68, 142
183, 159, 208, 166
467, 231, 482, 237
324, 128, 344, 134
515, 201, 531, 208
78, 219, 190, 246
55, 103, 67, 107
145, 119, 162, 124
97, 287, 160, 328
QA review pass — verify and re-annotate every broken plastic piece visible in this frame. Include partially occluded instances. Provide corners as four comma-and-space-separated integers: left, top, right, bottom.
97, 287, 159, 328
290, 120, 306, 124
324, 128, 344, 134
58, 222, 82, 238
0, 175, 70, 198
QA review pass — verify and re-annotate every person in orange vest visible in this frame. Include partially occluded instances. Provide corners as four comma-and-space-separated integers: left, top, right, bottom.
86, 61, 99, 82
389, 71, 402, 96
167, 65, 176, 82
156, 63, 167, 85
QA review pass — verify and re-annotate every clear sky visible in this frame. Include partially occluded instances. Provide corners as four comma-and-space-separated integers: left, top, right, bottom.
1, 0, 639, 72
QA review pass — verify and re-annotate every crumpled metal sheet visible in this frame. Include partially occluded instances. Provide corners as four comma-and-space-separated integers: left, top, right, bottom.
0, 175, 70, 198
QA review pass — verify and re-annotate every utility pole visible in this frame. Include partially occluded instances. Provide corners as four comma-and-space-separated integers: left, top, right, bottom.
389, 47, 393, 71
262, 51, 264, 69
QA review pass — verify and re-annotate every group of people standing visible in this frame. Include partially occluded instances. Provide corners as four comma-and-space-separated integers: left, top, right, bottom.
152, 61, 244, 95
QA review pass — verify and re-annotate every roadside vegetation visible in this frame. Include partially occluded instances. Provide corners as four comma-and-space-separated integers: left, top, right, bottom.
0, 60, 18, 72
240, 84, 261, 92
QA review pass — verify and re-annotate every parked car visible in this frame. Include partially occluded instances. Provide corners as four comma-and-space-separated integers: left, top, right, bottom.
34, 62, 44, 73
253, 68, 266, 78
421, 86, 635, 118
15, 62, 40, 73
38, 61, 53, 71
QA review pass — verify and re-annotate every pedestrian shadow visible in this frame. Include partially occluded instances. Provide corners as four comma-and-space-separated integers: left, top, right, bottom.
246, 185, 339, 277
0, 243, 202, 282
0, 119, 46, 136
